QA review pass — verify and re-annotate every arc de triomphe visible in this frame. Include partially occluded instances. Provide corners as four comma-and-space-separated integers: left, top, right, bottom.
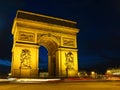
11, 10, 79, 78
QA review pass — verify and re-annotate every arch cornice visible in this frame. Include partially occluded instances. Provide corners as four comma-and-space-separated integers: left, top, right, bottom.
12, 18, 79, 35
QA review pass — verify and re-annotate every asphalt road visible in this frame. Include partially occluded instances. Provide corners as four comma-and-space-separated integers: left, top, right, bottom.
0, 81, 120, 90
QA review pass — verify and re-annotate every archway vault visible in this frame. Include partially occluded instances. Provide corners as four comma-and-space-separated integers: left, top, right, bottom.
38, 35, 58, 53
11, 10, 79, 78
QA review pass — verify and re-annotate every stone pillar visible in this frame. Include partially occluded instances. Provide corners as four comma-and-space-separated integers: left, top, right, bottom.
55, 51, 59, 77
11, 43, 39, 78
58, 48, 78, 77
48, 54, 51, 77
48, 52, 57, 77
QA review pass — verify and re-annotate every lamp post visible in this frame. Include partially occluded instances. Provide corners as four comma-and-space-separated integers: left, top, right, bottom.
91, 71, 96, 78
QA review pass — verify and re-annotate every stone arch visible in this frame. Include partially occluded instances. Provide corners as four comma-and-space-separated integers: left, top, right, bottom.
38, 36, 59, 76
38, 34, 59, 51
11, 10, 79, 78
37, 33, 60, 47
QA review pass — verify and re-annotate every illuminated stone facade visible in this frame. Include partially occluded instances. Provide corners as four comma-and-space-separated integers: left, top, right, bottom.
11, 10, 79, 78
106, 68, 120, 76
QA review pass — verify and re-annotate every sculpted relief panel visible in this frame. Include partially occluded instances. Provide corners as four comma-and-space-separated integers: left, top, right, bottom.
18, 31, 35, 42
65, 51, 74, 71
63, 38, 75, 47
20, 49, 31, 69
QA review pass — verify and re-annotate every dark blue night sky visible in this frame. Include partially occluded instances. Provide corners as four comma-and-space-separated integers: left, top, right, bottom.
0, 0, 120, 74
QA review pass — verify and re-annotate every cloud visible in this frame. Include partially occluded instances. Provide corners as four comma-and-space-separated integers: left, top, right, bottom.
0, 59, 11, 66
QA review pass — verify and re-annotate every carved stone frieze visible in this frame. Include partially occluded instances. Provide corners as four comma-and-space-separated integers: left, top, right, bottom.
65, 51, 74, 71
18, 31, 35, 42
37, 33, 60, 44
63, 38, 75, 47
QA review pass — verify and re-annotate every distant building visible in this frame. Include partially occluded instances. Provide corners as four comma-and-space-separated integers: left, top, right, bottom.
78, 70, 88, 77
39, 72, 48, 77
106, 68, 120, 76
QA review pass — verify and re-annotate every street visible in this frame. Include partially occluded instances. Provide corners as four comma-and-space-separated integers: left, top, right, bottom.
0, 81, 120, 90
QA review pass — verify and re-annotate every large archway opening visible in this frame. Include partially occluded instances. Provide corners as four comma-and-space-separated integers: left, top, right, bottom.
39, 46, 48, 73
38, 37, 58, 77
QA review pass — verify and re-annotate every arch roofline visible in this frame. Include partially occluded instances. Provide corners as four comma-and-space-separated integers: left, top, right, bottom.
15, 10, 77, 28
16, 10, 76, 23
